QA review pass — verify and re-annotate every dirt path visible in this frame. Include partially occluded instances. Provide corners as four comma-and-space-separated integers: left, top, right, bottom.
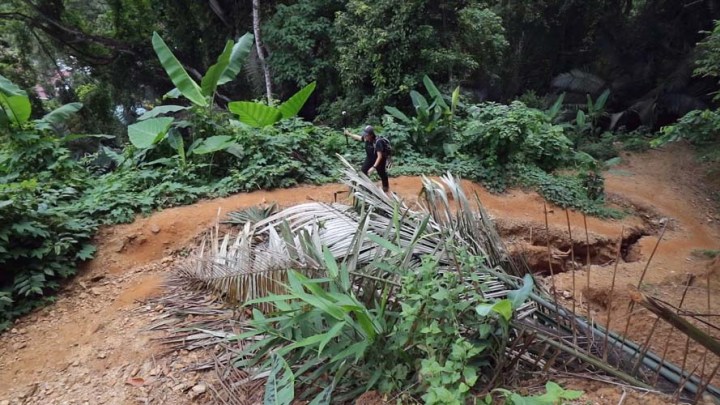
1, 143, 718, 404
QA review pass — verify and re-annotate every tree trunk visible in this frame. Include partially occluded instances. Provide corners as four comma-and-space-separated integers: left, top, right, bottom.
252, 0, 273, 104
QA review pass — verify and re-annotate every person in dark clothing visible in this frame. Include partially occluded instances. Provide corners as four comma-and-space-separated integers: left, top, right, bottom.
344, 125, 390, 192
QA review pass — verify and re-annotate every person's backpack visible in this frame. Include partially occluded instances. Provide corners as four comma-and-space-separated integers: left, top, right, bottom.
377, 137, 392, 157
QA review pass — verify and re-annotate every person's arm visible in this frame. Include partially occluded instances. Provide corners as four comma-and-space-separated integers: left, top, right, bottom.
368, 147, 384, 174
343, 129, 363, 142
372, 151, 384, 169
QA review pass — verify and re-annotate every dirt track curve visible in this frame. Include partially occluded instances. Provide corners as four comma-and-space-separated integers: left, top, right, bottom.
1, 142, 719, 405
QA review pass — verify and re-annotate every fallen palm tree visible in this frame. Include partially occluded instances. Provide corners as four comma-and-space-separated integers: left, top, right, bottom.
160, 156, 720, 404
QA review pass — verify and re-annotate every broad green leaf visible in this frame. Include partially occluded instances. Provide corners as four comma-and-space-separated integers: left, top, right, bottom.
228, 101, 282, 128
165, 130, 185, 163
507, 274, 534, 309
127, 117, 174, 149
476, 299, 513, 321
492, 299, 513, 321
264, 353, 295, 405
0, 200, 12, 209
322, 246, 339, 278
353, 310, 379, 341
576, 110, 586, 128
138, 105, 187, 120
410, 90, 429, 111
451, 86, 460, 114
318, 321, 346, 355
0, 75, 29, 125
278, 333, 327, 355
201, 40, 234, 97
35, 102, 83, 130
152, 32, 208, 107
163, 88, 182, 99
604, 157, 622, 167
0, 74, 25, 96
330, 340, 368, 363
191, 135, 234, 154
218, 33, 254, 85
543, 381, 583, 400
546, 93, 565, 120
61, 134, 115, 143
384, 106, 411, 123
423, 75, 448, 109
594, 89, 610, 112
0, 94, 31, 125
443, 143, 459, 156
0, 109, 8, 129
278, 81, 316, 119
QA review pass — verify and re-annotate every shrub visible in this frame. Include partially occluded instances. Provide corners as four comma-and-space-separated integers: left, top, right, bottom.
0, 180, 97, 329
459, 101, 573, 171
654, 109, 720, 147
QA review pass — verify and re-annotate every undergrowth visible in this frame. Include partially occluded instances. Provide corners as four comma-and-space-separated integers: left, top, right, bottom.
0, 72, 628, 329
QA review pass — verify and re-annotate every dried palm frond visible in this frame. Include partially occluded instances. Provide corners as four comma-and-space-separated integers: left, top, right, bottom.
169, 155, 719, 402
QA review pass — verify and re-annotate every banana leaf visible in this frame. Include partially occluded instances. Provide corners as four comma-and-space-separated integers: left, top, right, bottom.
201, 40, 234, 97
278, 81, 317, 119
0, 74, 31, 126
217, 33, 254, 86
152, 32, 208, 107
191, 135, 235, 155
228, 101, 282, 128
138, 105, 188, 121
127, 117, 174, 149
35, 102, 83, 130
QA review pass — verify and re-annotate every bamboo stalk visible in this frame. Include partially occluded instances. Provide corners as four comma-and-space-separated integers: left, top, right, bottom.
694, 360, 720, 404
565, 209, 578, 345
583, 213, 592, 353
543, 202, 559, 313
619, 222, 667, 359
652, 275, 694, 386
627, 286, 720, 358
602, 226, 624, 362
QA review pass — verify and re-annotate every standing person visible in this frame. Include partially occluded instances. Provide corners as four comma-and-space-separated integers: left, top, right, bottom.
344, 125, 390, 192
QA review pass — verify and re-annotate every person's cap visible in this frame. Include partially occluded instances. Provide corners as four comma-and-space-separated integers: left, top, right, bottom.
362, 125, 375, 135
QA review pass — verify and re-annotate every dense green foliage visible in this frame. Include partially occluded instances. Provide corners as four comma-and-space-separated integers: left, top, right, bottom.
238, 243, 533, 403
2, 0, 720, 345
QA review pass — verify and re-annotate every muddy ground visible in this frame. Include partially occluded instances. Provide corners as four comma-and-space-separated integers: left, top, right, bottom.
1, 143, 719, 404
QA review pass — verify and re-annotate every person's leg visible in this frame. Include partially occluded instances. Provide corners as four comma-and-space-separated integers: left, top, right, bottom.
377, 162, 389, 192
360, 158, 373, 175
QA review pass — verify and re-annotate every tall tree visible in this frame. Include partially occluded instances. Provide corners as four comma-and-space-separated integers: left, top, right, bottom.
252, 0, 273, 104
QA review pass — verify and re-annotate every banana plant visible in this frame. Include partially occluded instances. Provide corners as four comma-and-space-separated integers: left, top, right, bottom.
152, 31, 254, 108
227, 81, 316, 128
135, 32, 254, 166
0, 74, 113, 142
127, 117, 238, 167
384, 75, 460, 156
